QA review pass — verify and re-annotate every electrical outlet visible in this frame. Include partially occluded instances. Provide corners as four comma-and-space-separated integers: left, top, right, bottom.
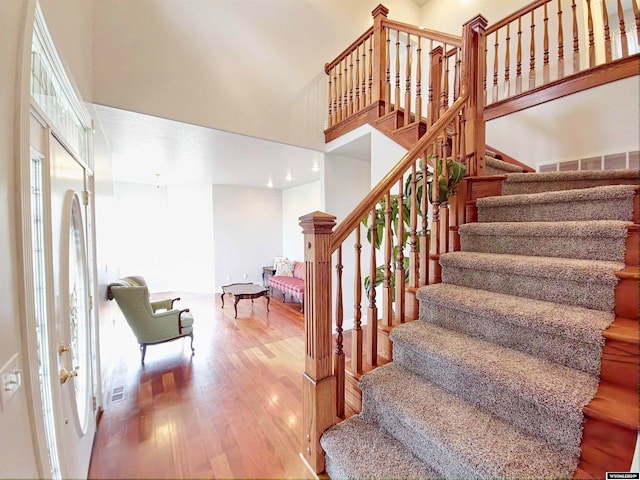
0, 353, 22, 411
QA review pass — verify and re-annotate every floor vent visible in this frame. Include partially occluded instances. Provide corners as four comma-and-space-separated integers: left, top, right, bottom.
111, 386, 126, 402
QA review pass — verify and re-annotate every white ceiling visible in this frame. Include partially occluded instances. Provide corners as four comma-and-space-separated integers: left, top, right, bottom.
95, 104, 323, 190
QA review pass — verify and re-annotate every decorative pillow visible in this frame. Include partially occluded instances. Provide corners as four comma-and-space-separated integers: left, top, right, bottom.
274, 257, 295, 277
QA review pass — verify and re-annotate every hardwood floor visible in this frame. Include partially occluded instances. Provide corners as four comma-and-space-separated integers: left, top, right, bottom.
89, 292, 315, 479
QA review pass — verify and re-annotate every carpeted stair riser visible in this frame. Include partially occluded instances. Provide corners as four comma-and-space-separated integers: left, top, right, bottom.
459, 220, 629, 262
359, 364, 579, 479
389, 322, 597, 452
477, 185, 636, 223
321, 415, 440, 479
440, 252, 623, 312
501, 169, 639, 195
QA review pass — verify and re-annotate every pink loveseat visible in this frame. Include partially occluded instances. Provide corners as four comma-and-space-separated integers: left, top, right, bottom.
268, 261, 305, 312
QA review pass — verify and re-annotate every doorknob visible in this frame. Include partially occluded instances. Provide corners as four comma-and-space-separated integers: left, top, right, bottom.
58, 342, 71, 355
59, 367, 79, 384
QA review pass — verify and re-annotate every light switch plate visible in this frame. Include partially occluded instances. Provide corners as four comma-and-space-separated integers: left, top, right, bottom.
0, 353, 22, 411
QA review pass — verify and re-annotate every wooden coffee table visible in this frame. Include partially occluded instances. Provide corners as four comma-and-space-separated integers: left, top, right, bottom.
221, 283, 270, 318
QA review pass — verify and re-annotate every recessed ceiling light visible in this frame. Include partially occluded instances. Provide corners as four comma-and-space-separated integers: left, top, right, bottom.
267, 179, 273, 188
285, 172, 292, 181
311, 163, 319, 172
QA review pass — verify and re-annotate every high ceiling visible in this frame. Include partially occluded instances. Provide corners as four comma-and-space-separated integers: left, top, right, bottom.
88, 0, 423, 187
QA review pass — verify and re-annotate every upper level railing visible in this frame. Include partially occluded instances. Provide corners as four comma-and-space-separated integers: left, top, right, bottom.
484, 0, 639, 117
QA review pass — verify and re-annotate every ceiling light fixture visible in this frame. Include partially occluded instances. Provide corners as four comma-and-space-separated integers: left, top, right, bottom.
285, 172, 292, 181
267, 179, 274, 188
311, 162, 319, 172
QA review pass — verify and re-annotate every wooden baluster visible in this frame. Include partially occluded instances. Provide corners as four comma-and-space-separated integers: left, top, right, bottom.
327, 66, 333, 128
455, 49, 461, 100
449, 177, 460, 251
543, 3, 550, 83
634, 0, 640, 45
385, 29, 392, 113
348, 52, 354, 116
362, 38, 368, 106
493, 31, 499, 102
334, 246, 344, 418
516, 17, 523, 93
405, 33, 412, 126
617, 0, 629, 57
441, 45, 450, 114
352, 224, 363, 374
441, 154, 450, 254
603, 0, 612, 62
383, 192, 393, 327
395, 179, 405, 324
483, 42, 488, 104
415, 37, 422, 124
409, 162, 418, 288
355, 45, 361, 112
367, 207, 378, 367
429, 154, 441, 284
419, 153, 429, 286
530, 10, 537, 89
343, 59, 349, 120
300, 212, 337, 474
586, 0, 595, 68
572, 0, 580, 72
504, 23, 511, 98
395, 30, 402, 123
558, 0, 565, 78
429, 43, 442, 127
369, 33, 374, 104
337, 61, 343, 123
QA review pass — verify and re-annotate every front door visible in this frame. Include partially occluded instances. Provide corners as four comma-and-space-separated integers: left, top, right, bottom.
49, 134, 96, 478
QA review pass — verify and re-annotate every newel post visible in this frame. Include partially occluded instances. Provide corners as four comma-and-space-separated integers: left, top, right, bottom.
461, 14, 488, 176
299, 211, 337, 474
371, 4, 389, 109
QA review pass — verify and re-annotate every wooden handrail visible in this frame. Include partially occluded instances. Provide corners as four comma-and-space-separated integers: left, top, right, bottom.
382, 18, 463, 46
330, 92, 468, 252
325, 26, 374, 73
487, 0, 550, 33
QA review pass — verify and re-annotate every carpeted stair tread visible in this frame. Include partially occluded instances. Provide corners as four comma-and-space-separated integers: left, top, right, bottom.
501, 169, 639, 195
440, 251, 623, 311
360, 363, 579, 478
440, 251, 623, 285
416, 283, 612, 348
485, 155, 525, 175
389, 321, 598, 450
459, 220, 629, 262
477, 184, 636, 223
320, 415, 440, 479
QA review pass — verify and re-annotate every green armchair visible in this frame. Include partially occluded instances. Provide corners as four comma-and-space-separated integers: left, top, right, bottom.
107, 277, 194, 363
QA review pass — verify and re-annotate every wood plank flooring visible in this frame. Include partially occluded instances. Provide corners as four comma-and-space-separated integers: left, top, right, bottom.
89, 292, 315, 479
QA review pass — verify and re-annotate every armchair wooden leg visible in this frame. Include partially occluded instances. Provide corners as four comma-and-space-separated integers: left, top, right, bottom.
140, 344, 147, 363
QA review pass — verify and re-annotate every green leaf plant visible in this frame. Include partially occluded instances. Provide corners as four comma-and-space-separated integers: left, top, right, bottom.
362, 155, 466, 300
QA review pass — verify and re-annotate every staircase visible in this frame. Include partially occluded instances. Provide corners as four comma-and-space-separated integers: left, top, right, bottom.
321, 170, 639, 478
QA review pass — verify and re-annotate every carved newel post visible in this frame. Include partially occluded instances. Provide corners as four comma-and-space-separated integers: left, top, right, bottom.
299, 211, 337, 474
462, 14, 488, 176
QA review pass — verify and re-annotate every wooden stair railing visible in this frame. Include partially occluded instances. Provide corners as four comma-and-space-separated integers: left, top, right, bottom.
483, 0, 640, 120
301, 16, 489, 474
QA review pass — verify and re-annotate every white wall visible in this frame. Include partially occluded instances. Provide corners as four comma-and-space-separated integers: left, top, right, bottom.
212, 185, 282, 291
91, 0, 421, 150
371, 129, 408, 187
324, 153, 372, 330
111, 182, 215, 293
486, 77, 640, 168
0, 1, 41, 477
282, 181, 322, 261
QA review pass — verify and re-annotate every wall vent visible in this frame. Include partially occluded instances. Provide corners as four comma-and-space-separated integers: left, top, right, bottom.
538, 150, 639, 172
